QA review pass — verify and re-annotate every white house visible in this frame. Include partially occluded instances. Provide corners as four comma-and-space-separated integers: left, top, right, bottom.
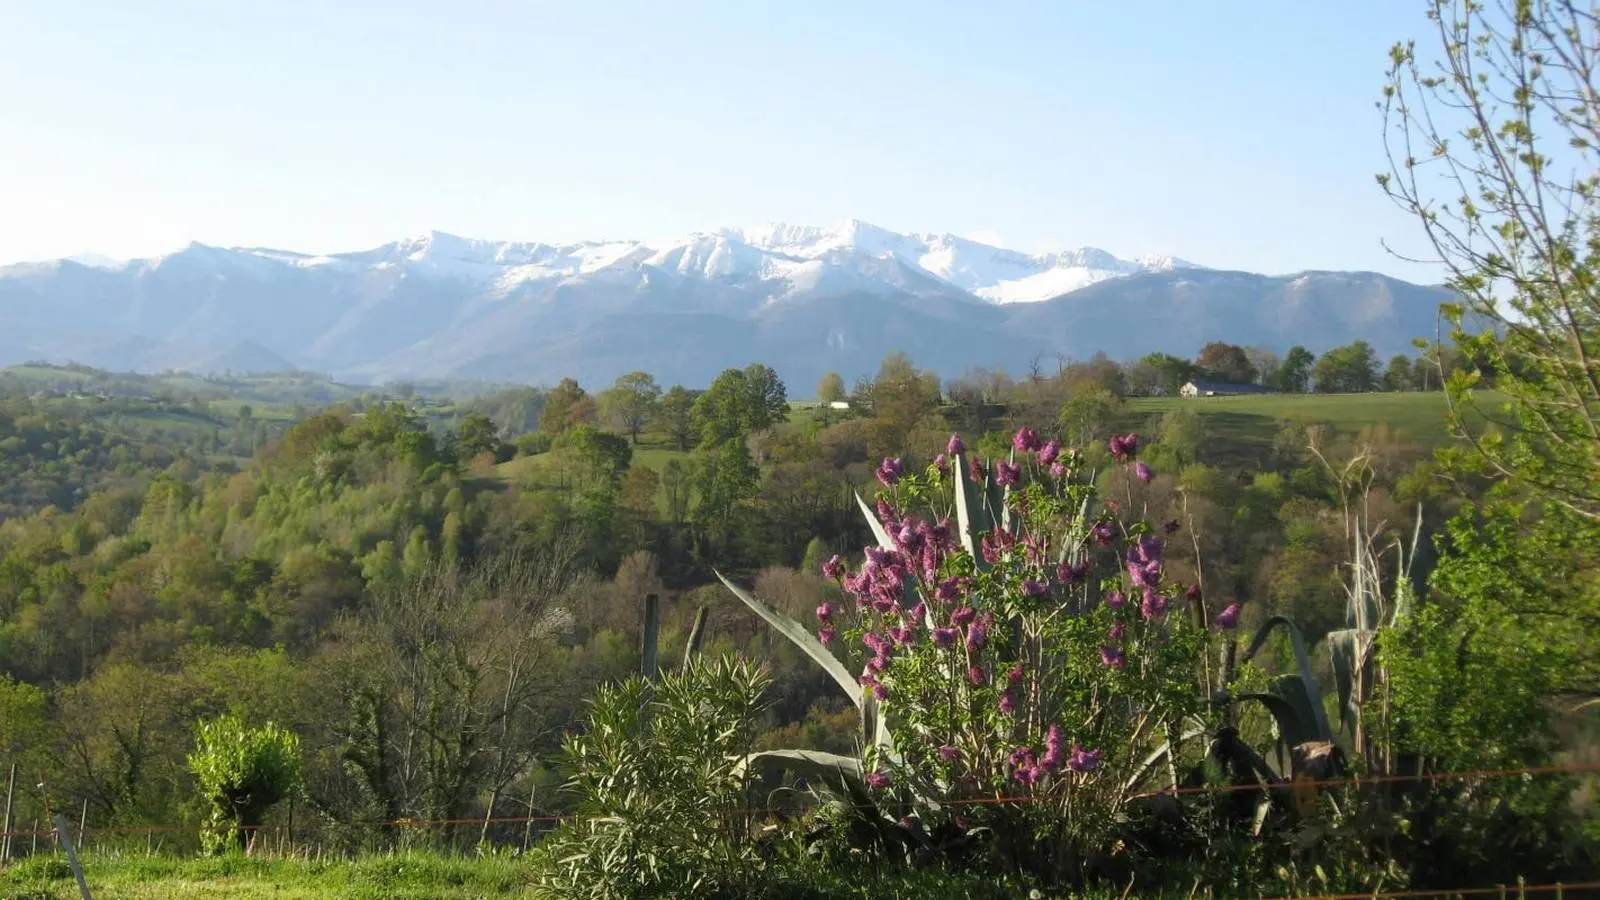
1180, 380, 1276, 398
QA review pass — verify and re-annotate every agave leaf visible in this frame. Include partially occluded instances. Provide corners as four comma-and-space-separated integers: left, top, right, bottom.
1235, 691, 1318, 753
1327, 627, 1377, 738
716, 570, 862, 711
855, 491, 895, 550
1240, 615, 1331, 741
951, 452, 989, 569
737, 749, 866, 797
861, 685, 897, 765
1122, 717, 1208, 794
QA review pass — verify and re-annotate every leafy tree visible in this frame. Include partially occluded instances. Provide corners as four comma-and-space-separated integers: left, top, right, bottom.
1383, 355, 1416, 392
456, 412, 507, 462
856, 353, 941, 460
539, 378, 595, 437
656, 386, 699, 451
598, 371, 662, 445
1195, 341, 1257, 384
188, 714, 302, 853
1243, 346, 1281, 386
1267, 345, 1316, 393
816, 371, 846, 405
1312, 341, 1379, 393
1137, 352, 1200, 396
1056, 385, 1124, 450
693, 365, 789, 447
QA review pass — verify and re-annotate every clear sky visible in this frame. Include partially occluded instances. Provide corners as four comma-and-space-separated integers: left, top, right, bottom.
0, 1, 1442, 279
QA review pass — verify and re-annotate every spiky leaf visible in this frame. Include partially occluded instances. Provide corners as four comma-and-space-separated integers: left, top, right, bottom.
716, 570, 862, 711
855, 491, 895, 549
1241, 615, 1332, 741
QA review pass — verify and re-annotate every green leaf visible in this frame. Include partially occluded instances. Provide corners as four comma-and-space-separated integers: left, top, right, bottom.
736, 749, 866, 797
715, 569, 862, 711
1241, 616, 1332, 741
1237, 691, 1319, 751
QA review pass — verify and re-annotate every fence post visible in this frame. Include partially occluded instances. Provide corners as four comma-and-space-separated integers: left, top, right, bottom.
2, 762, 15, 861
50, 814, 92, 900
641, 593, 660, 680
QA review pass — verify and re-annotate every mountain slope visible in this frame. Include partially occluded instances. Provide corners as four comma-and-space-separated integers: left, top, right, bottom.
0, 223, 1447, 389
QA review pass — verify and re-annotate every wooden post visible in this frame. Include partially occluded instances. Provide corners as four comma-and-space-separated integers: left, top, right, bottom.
2, 762, 15, 861
51, 814, 92, 900
641, 593, 660, 680
78, 798, 88, 846
682, 606, 708, 674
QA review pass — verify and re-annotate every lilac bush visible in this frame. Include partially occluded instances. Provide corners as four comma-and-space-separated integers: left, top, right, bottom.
816, 428, 1208, 854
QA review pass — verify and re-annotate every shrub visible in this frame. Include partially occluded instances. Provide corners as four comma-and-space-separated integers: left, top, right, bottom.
187, 715, 301, 854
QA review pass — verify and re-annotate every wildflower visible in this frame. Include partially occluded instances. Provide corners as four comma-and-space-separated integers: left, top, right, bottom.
889, 625, 914, 645
1140, 587, 1169, 620
995, 461, 1021, 487
816, 602, 834, 623
1108, 433, 1140, 462
895, 521, 922, 554
930, 518, 953, 550
967, 664, 987, 685
1104, 589, 1127, 610
951, 605, 977, 626
965, 617, 989, 650
867, 655, 890, 673
935, 579, 960, 604
1007, 663, 1025, 685
908, 602, 927, 623
1013, 427, 1042, 452
947, 433, 965, 456
1049, 462, 1067, 479
1107, 621, 1126, 641
1009, 746, 1036, 767
1164, 518, 1181, 535
875, 497, 898, 528
866, 770, 892, 788
822, 554, 844, 580
1021, 578, 1048, 598
1067, 743, 1102, 773
999, 691, 1016, 715
968, 456, 985, 484
1100, 645, 1126, 669
1056, 561, 1088, 584
1038, 439, 1061, 465
933, 453, 949, 476
1135, 461, 1154, 483
858, 672, 877, 688
818, 627, 836, 645
932, 627, 958, 648
1041, 725, 1066, 772
1215, 602, 1242, 631
1135, 534, 1164, 564
872, 682, 889, 701
876, 457, 904, 487
939, 745, 962, 762
1092, 521, 1117, 545
863, 632, 889, 654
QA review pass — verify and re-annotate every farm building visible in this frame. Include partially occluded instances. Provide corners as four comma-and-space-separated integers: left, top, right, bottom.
1180, 380, 1276, 398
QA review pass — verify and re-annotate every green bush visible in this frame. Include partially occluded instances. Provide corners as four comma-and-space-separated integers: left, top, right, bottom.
186, 714, 302, 854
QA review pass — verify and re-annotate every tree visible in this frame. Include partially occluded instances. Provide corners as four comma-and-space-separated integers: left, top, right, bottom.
816, 371, 846, 405
597, 372, 662, 445
1243, 347, 1281, 386
456, 412, 507, 462
188, 715, 301, 853
1195, 341, 1257, 384
856, 352, 941, 460
693, 366, 789, 447
1057, 385, 1124, 449
1267, 345, 1316, 393
1312, 341, 1379, 393
656, 386, 698, 451
1137, 352, 1200, 396
540, 378, 595, 437
1383, 354, 1417, 392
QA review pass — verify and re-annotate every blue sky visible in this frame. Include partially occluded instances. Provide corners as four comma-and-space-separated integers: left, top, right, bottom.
0, 1, 1440, 278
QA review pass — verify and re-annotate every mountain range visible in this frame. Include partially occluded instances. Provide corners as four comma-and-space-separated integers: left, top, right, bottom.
0, 219, 1449, 390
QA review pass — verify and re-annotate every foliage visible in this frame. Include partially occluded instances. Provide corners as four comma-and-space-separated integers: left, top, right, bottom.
816, 371, 846, 405
187, 714, 302, 853
1313, 341, 1380, 393
530, 655, 772, 899
1196, 341, 1258, 384
597, 371, 662, 445
1266, 345, 1316, 394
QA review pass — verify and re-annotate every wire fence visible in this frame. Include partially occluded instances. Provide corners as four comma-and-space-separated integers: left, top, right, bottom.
2, 760, 1597, 898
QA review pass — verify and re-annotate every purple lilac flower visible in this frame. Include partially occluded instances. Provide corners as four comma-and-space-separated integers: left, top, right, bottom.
1013, 765, 1042, 786
947, 433, 966, 456
932, 627, 958, 648
875, 497, 898, 528
818, 627, 836, 645
935, 579, 960, 604
858, 672, 877, 688
1215, 602, 1242, 630
895, 522, 922, 554
1049, 461, 1067, 479
1135, 461, 1154, 483
908, 602, 927, 623
889, 625, 914, 645
968, 456, 986, 484
1100, 645, 1126, 669
1141, 588, 1169, 620
1021, 578, 1048, 598
822, 554, 844, 580
1108, 433, 1140, 462
965, 617, 989, 650
950, 606, 977, 626
866, 770, 891, 788
1013, 427, 1042, 453
934, 453, 949, 476
816, 602, 833, 623
1041, 725, 1066, 772
939, 745, 962, 763
995, 461, 1021, 487
931, 518, 953, 549
1104, 590, 1127, 610
1007, 663, 1025, 685
1108, 621, 1126, 641
1056, 561, 1088, 584
1092, 521, 1117, 546
1186, 583, 1202, 603
1009, 746, 1035, 767
1038, 440, 1061, 465
999, 691, 1016, 715
867, 655, 889, 673
967, 664, 987, 685
876, 457, 904, 487
863, 632, 889, 654
1067, 744, 1102, 773
872, 682, 889, 701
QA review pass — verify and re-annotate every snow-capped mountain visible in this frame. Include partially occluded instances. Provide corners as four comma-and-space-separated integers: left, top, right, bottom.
0, 220, 1444, 389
